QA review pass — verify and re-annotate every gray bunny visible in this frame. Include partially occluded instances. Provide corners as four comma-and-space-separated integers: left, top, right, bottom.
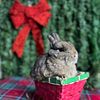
31, 33, 78, 81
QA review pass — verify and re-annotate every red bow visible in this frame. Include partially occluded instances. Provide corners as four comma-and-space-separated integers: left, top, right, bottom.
10, 0, 51, 58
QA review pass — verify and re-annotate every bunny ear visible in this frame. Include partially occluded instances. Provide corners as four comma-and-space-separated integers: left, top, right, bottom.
48, 33, 61, 48
48, 34, 55, 43
51, 33, 60, 41
48, 33, 57, 44
48, 34, 55, 48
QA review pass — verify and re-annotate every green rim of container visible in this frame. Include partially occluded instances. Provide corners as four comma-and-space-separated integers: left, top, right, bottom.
42, 72, 89, 85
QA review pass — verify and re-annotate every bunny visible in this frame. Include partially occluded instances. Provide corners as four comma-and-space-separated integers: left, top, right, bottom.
31, 33, 78, 81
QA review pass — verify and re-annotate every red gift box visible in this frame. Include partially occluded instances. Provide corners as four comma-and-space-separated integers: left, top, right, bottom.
33, 72, 89, 100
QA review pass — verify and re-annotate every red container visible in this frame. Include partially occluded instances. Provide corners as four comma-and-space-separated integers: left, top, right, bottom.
33, 72, 89, 100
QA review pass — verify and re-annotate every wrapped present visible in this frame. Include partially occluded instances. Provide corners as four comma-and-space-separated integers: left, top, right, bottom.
0, 77, 35, 100
80, 89, 100, 100
33, 72, 89, 100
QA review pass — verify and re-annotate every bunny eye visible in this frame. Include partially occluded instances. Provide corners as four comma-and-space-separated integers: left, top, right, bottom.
58, 48, 65, 52
53, 48, 65, 52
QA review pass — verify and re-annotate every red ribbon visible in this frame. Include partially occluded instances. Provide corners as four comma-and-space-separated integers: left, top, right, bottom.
10, 0, 51, 58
